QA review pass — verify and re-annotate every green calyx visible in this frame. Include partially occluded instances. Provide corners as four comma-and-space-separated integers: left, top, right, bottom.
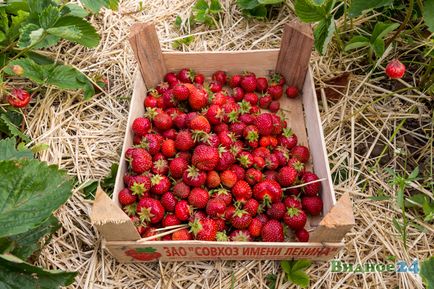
283, 127, 293, 138
188, 218, 203, 236
131, 182, 145, 197
287, 207, 300, 217
239, 100, 252, 114
216, 231, 229, 241
123, 203, 138, 216
151, 174, 163, 186
138, 207, 154, 223
144, 107, 158, 119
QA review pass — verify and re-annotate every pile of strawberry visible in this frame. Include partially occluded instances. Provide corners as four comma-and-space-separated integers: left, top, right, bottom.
118, 69, 323, 243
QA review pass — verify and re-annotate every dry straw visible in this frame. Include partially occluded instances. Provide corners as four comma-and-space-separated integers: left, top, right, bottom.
23, 0, 433, 288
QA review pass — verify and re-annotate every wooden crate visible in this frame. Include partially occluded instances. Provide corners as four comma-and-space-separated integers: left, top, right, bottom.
91, 22, 355, 263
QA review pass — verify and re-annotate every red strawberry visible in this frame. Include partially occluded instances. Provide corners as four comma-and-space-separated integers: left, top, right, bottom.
214, 217, 226, 231
129, 175, 151, 197
261, 219, 284, 242
139, 134, 162, 155
256, 213, 269, 224
169, 157, 188, 179
269, 101, 280, 113
229, 74, 242, 87
192, 145, 219, 171
230, 229, 252, 241
210, 81, 222, 93
152, 158, 169, 175
259, 94, 272, 109
137, 198, 165, 223
190, 115, 211, 133
283, 207, 307, 230
238, 151, 254, 168
295, 228, 309, 242
165, 72, 178, 83
231, 210, 252, 229
256, 77, 268, 93
206, 170, 221, 188
161, 192, 177, 212
7, 88, 31, 108
279, 128, 298, 149
253, 180, 283, 205
240, 75, 257, 92
212, 70, 227, 85
277, 166, 298, 187
245, 168, 262, 185
254, 113, 273, 136
173, 113, 187, 129
118, 188, 136, 205
284, 196, 302, 209
265, 154, 279, 170
271, 114, 285, 135
172, 228, 193, 240
188, 187, 209, 209
212, 92, 229, 105
183, 166, 207, 187
177, 68, 194, 83
286, 86, 299, 98
132, 117, 151, 136
130, 148, 152, 174
232, 87, 244, 101
175, 130, 195, 151
189, 210, 207, 223
213, 188, 232, 206
162, 213, 181, 227
224, 205, 236, 220
172, 84, 190, 100
229, 122, 246, 138
194, 73, 205, 85
243, 92, 258, 106
230, 164, 245, 181
150, 174, 170, 195
175, 200, 191, 221
206, 198, 226, 217
190, 217, 218, 241
269, 73, 285, 86
287, 158, 305, 174
161, 128, 177, 140
153, 112, 172, 131
232, 180, 252, 202
243, 198, 259, 216
248, 218, 263, 237
173, 181, 190, 199
292, 145, 310, 163
266, 202, 286, 220
301, 172, 321, 196
220, 170, 238, 188
385, 59, 406, 79
184, 83, 208, 111
274, 148, 289, 167
215, 150, 235, 171
239, 113, 255, 125
161, 139, 176, 157
206, 105, 225, 125
302, 196, 323, 216
267, 85, 283, 100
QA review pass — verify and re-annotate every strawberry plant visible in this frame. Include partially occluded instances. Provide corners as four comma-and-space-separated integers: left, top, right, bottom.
237, 0, 284, 19
280, 259, 312, 288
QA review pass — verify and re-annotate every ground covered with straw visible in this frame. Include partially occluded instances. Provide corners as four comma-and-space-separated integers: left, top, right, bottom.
26, 0, 433, 288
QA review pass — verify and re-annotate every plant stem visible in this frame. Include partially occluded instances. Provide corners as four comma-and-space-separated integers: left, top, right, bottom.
386, 0, 414, 47
334, 26, 344, 50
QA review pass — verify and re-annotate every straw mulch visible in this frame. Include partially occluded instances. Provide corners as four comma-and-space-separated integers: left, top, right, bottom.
25, 0, 433, 288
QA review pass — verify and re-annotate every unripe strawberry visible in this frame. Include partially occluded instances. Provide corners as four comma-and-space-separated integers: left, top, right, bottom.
11, 65, 24, 76
385, 59, 405, 79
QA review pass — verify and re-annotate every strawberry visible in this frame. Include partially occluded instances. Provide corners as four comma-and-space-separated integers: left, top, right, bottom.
142, 227, 160, 240
301, 172, 321, 196
232, 87, 245, 101
175, 130, 195, 151
150, 174, 170, 195
153, 112, 172, 131
266, 202, 286, 220
385, 59, 405, 79
152, 157, 169, 175
213, 188, 232, 206
184, 83, 208, 111
230, 230, 252, 241
224, 205, 236, 220
136, 198, 165, 224
256, 213, 269, 224
178, 151, 191, 161
214, 217, 226, 231
240, 75, 257, 92
287, 157, 305, 174
129, 175, 151, 197
267, 85, 283, 100
230, 164, 245, 181
245, 168, 262, 185
189, 210, 207, 223
229, 74, 242, 87
231, 210, 252, 229
232, 180, 252, 202
269, 73, 285, 86
237, 151, 254, 168
212, 92, 229, 105
259, 95, 272, 109
248, 218, 263, 237
206, 105, 225, 125
183, 166, 207, 187
175, 200, 191, 221
172, 228, 193, 240
301, 196, 323, 216
190, 115, 211, 133
269, 101, 280, 113
210, 81, 222, 93
291, 145, 310, 163
286, 86, 299, 98
188, 187, 209, 209
165, 72, 178, 83
283, 207, 307, 230
284, 196, 302, 210
273, 148, 289, 167
215, 150, 235, 171
254, 113, 273, 136
256, 77, 268, 93
277, 166, 298, 187
253, 147, 271, 159
172, 84, 190, 100
212, 70, 227, 85
173, 181, 190, 199
243, 198, 259, 216
229, 122, 246, 138
190, 217, 218, 241
169, 157, 188, 179
140, 134, 162, 155
11, 64, 24, 76
192, 144, 219, 171
206, 170, 221, 188
253, 180, 283, 205
218, 131, 235, 148
162, 213, 181, 227
261, 219, 284, 242
206, 198, 226, 217
161, 139, 176, 157
239, 113, 255, 125
243, 92, 258, 106
295, 228, 309, 242
161, 128, 177, 140
265, 154, 279, 170
7, 88, 31, 108
118, 188, 136, 205
177, 68, 194, 83
194, 73, 205, 85
220, 170, 238, 188
279, 128, 297, 149
173, 113, 187, 129
130, 148, 152, 174
271, 114, 285, 135
132, 117, 151, 136
161, 192, 177, 212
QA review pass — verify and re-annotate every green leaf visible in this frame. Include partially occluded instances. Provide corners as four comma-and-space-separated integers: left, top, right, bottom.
405, 193, 426, 208
0, 254, 77, 289
280, 260, 291, 273
63, 3, 89, 18
7, 215, 60, 259
258, 0, 284, 4
0, 115, 31, 143
27, 0, 55, 14
194, 0, 209, 11
209, 0, 222, 13
4, 58, 47, 83
349, 0, 394, 18
79, 0, 119, 13
237, 0, 260, 10
424, 0, 434, 33
288, 270, 310, 288
371, 37, 385, 57
0, 31, 5, 43
53, 16, 100, 48
17, 23, 45, 48
370, 22, 399, 42
420, 257, 434, 289
8, 10, 29, 41
246, 5, 267, 18
174, 15, 182, 28
344, 35, 369, 51
47, 25, 82, 40
291, 259, 312, 271
313, 16, 335, 55
0, 159, 73, 238
39, 5, 60, 29
0, 138, 33, 161
408, 166, 419, 181
30, 143, 49, 154
265, 274, 277, 289
195, 10, 207, 23
294, 0, 333, 23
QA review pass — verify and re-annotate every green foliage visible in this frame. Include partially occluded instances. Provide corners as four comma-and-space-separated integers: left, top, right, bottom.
265, 274, 277, 289
420, 257, 434, 289
191, 0, 222, 27
0, 254, 77, 289
280, 260, 312, 288
0, 109, 30, 142
424, 0, 434, 33
348, 0, 394, 18
172, 35, 195, 49
0, 137, 32, 160
82, 163, 118, 199
80, 0, 119, 14
237, 0, 283, 19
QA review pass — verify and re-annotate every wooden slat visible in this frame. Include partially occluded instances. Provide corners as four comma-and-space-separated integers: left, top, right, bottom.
162, 50, 279, 77
129, 23, 167, 88
310, 193, 355, 242
275, 21, 313, 89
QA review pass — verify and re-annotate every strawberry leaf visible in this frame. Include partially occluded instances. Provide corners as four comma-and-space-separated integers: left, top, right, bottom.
79, 0, 119, 14
420, 257, 434, 289
348, 0, 394, 18
0, 138, 33, 161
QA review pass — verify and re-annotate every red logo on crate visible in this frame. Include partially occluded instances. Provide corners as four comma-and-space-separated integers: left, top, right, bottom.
125, 247, 161, 261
